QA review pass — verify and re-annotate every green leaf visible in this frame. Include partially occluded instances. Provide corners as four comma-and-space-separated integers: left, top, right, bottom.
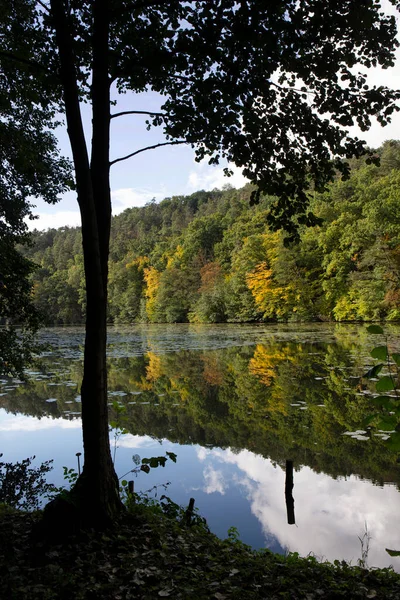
148, 456, 167, 468
140, 464, 150, 473
367, 325, 384, 334
376, 376, 395, 392
376, 416, 397, 431
386, 433, 400, 451
370, 396, 395, 410
362, 414, 378, 426
386, 548, 400, 557
121, 479, 127, 487
166, 452, 177, 463
370, 346, 388, 361
363, 364, 384, 379
392, 353, 400, 367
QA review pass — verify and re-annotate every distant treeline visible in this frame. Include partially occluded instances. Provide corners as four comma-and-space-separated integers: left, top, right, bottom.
23, 140, 400, 324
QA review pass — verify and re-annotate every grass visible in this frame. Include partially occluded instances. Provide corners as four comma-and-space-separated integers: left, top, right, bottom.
1, 502, 400, 599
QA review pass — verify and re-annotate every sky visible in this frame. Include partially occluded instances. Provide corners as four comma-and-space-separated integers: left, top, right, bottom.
27, 1, 400, 231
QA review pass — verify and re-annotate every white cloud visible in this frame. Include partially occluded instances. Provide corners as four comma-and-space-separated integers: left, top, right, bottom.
111, 187, 166, 214
116, 433, 162, 449
0, 413, 82, 431
203, 464, 227, 495
27, 210, 81, 231
197, 446, 210, 462
187, 163, 249, 192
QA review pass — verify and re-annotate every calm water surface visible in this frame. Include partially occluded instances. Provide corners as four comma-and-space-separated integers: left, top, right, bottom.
1, 323, 400, 569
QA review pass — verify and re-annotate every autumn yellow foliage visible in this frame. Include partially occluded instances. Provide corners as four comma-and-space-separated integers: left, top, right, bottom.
146, 352, 163, 382
143, 266, 161, 321
126, 255, 149, 271
166, 245, 184, 269
248, 344, 295, 414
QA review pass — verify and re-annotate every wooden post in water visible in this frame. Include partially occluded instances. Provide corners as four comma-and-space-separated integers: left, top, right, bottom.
285, 460, 295, 525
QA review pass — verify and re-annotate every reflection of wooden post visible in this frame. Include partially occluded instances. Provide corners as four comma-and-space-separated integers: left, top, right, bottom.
285, 460, 295, 525
185, 497, 195, 526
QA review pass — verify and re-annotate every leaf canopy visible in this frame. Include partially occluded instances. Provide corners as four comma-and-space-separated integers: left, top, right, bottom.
5, 0, 400, 234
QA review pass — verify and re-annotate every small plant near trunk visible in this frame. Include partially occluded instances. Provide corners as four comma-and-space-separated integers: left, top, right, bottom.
0, 455, 57, 511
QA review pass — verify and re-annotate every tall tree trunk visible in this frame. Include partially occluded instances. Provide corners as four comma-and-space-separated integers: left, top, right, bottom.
49, 0, 121, 528
78, 0, 122, 525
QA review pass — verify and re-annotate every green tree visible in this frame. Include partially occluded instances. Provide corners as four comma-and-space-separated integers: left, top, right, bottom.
0, 0, 72, 376
5, 0, 399, 526
309, 153, 400, 321
190, 262, 228, 323
155, 267, 199, 323
108, 254, 145, 323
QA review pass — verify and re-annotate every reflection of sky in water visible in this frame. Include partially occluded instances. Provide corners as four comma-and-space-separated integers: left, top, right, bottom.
0, 409, 83, 488
2, 323, 400, 570
1, 408, 400, 570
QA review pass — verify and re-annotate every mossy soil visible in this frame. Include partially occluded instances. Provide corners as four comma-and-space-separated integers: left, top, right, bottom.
1, 504, 400, 600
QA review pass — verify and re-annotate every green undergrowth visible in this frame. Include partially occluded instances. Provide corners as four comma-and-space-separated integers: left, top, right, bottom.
1, 503, 400, 599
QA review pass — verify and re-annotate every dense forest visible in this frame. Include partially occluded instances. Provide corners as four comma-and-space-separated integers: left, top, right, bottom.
23, 140, 400, 325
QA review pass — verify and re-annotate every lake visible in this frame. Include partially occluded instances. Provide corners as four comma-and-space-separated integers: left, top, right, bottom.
1, 323, 400, 570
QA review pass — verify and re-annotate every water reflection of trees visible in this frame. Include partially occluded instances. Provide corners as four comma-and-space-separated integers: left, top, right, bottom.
1, 339, 399, 487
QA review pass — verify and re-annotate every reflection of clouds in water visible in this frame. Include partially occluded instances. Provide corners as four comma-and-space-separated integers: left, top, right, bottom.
232, 472, 255, 496
196, 447, 228, 495
203, 464, 227, 495
0, 414, 81, 431
197, 446, 209, 462
199, 446, 400, 569
116, 434, 160, 449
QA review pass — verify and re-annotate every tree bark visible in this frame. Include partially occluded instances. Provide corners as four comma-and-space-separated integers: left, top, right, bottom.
49, 0, 121, 528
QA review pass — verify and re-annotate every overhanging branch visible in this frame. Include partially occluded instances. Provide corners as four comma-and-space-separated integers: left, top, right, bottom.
110, 110, 166, 120
37, 0, 50, 13
0, 50, 50, 73
110, 139, 196, 166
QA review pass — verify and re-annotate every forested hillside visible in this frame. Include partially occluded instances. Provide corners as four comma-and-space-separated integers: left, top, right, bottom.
24, 140, 400, 325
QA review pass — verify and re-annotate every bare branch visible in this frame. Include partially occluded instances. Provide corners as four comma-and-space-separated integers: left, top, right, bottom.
110, 140, 196, 166
110, 70, 197, 86
37, 0, 51, 13
110, 110, 166, 120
